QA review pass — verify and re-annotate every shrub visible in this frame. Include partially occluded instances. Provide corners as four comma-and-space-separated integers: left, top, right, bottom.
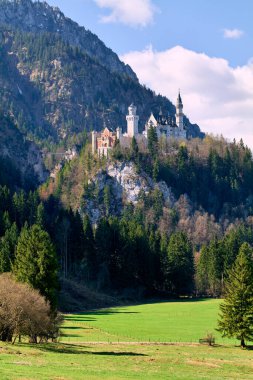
0, 273, 62, 344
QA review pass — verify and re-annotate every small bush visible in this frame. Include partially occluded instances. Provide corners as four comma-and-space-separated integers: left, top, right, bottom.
199, 333, 215, 346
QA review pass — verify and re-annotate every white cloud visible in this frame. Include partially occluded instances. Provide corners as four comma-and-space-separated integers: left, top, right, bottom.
120, 46, 253, 148
94, 0, 158, 27
223, 28, 244, 39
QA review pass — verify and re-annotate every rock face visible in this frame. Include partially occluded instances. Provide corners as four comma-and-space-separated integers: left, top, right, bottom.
0, 0, 137, 81
82, 161, 175, 224
0, 115, 48, 187
107, 162, 150, 204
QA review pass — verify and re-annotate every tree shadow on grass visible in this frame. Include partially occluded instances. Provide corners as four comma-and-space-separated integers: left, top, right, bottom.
62, 326, 90, 330
59, 333, 82, 338
64, 310, 139, 324
64, 316, 97, 322
91, 351, 147, 356
33, 343, 147, 356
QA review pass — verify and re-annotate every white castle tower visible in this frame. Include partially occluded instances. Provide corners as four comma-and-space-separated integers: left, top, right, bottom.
176, 91, 184, 130
126, 103, 139, 138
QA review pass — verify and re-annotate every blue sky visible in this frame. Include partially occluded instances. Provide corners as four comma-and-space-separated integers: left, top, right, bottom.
46, 0, 253, 147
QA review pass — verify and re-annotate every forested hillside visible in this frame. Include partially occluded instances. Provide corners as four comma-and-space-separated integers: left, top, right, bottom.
0, 134, 250, 304
0, 0, 252, 310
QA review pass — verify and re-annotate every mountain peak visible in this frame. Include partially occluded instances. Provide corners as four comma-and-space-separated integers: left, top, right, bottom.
0, 0, 138, 80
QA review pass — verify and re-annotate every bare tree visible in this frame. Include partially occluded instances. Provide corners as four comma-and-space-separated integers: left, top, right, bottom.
0, 273, 62, 344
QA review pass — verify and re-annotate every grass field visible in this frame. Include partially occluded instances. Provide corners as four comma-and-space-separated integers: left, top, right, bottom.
60, 298, 236, 344
0, 342, 253, 380
0, 299, 252, 380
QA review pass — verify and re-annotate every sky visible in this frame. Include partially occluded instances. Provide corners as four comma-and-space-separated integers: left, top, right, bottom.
46, 0, 253, 147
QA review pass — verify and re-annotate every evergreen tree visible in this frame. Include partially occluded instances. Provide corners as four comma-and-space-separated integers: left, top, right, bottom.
167, 232, 194, 295
82, 214, 96, 280
0, 223, 19, 273
94, 218, 112, 287
2, 211, 11, 232
152, 158, 159, 181
103, 185, 111, 217
196, 245, 210, 294
207, 238, 224, 295
36, 202, 46, 228
13, 224, 59, 308
147, 126, 158, 157
217, 243, 253, 347
131, 136, 139, 158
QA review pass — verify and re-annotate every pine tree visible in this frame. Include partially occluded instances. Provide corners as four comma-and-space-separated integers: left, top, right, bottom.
147, 126, 158, 157
13, 224, 59, 309
152, 158, 159, 181
131, 136, 139, 158
217, 243, 253, 347
167, 232, 194, 295
36, 202, 46, 228
0, 223, 19, 273
103, 185, 111, 217
83, 214, 96, 280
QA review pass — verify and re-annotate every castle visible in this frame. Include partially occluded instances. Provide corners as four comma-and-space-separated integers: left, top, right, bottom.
92, 92, 187, 157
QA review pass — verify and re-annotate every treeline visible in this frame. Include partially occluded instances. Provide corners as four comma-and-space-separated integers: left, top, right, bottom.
159, 141, 253, 217
0, 183, 194, 296
2, 179, 252, 300
196, 225, 253, 296
128, 131, 253, 219
85, 216, 194, 295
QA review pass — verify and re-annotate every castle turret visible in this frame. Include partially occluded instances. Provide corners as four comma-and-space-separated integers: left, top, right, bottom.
126, 103, 139, 138
176, 91, 184, 130
116, 127, 122, 140
91, 130, 97, 154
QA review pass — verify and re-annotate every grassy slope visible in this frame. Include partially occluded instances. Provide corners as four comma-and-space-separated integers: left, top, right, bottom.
0, 343, 252, 380
61, 299, 236, 344
1, 299, 252, 380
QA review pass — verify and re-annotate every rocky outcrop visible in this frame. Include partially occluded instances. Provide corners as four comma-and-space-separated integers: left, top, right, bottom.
107, 162, 150, 203
82, 161, 175, 224
0, 115, 48, 187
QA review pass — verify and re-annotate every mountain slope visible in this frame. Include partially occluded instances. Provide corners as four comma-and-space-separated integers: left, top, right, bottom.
0, 113, 47, 189
0, 28, 203, 146
0, 0, 137, 81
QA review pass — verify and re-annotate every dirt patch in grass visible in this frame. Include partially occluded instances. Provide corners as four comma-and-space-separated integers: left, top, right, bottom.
186, 359, 220, 368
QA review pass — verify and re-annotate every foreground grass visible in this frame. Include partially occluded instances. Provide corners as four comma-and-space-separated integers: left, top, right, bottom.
61, 299, 236, 344
0, 342, 252, 380
1, 299, 250, 379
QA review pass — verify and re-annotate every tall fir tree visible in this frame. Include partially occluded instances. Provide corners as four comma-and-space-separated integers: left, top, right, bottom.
82, 214, 96, 280
131, 136, 139, 158
13, 224, 59, 309
217, 242, 253, 347
0, 223, 19, 273
167, 232, 194, 295
147, 126, 158, 157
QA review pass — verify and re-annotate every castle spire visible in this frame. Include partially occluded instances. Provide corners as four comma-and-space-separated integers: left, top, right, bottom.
177, 89, 182, 105
176, 90, 184, 130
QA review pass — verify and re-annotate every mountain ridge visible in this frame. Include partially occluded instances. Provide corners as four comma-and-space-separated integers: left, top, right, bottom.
0, 0, 137, 81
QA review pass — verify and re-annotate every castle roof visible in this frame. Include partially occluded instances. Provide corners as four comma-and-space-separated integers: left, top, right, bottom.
151, 112, 177, 128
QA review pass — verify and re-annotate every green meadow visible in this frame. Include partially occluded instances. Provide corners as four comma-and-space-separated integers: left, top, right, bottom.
0, 299, 252, 380
61, 298, 236, 344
